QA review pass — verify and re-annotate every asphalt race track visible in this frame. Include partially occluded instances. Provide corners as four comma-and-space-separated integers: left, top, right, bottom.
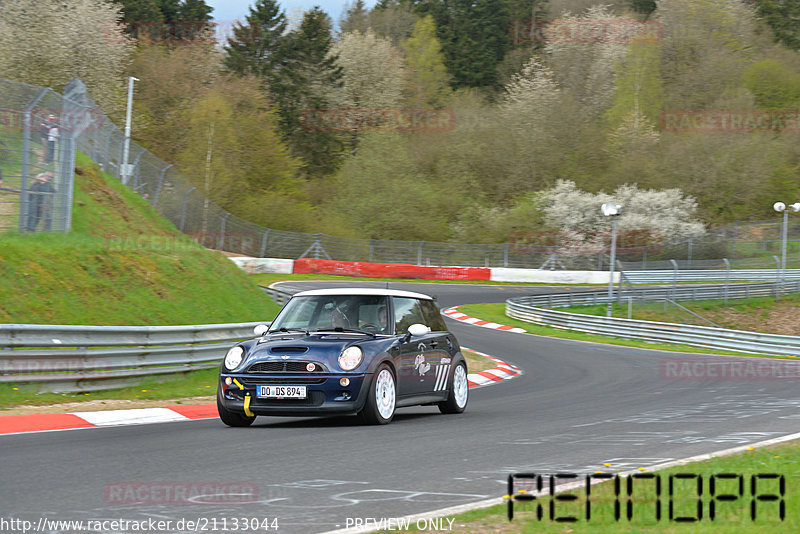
2, 281, 799, 533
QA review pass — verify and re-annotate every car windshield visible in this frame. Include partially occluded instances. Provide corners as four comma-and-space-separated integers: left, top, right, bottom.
270, 295, 392, 335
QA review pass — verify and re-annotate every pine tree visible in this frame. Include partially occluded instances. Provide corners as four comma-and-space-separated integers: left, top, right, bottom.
179, 0, 212, 20
272, 8, 345, 176
411, 0, 511, 89
340, 0, 370, 34
176, 0, 213, 41
114, 0, 213, 42
223, 0, 287, 77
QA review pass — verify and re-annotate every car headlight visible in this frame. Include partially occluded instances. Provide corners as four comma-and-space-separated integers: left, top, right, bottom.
224, 346, 245, 370
338, 346, 363, 371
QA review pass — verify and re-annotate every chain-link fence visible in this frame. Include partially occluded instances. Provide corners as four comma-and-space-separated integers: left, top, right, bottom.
3, 76, 800, 270
0, 78, 86, 233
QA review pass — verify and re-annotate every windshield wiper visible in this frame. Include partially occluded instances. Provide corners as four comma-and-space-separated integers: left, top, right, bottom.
313, 327, 376, 338
271, 327, 309, 335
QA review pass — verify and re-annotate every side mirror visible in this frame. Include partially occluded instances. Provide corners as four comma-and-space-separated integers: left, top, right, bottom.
253, 324, 269, 336
405, 323, 431, 343
407, 323, 430, 337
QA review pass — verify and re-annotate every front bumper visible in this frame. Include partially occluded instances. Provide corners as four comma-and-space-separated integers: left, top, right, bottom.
218, 373, 370, 417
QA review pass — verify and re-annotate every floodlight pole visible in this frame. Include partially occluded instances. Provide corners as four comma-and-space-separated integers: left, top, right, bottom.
607, 217, 618, 318
773, 201, 800, 298
781, 209, 788, 288
121, 76, 139, 186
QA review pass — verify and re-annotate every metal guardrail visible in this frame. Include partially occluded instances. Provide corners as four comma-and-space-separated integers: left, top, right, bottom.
506, 299, 800, 357
0, 322, 266, 392
516, 281, 800, 308
623, 269, 800, 284
261, 286, 293, 306
0, 286, 293, 393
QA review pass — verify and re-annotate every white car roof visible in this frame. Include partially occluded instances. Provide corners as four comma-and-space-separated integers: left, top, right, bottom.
293, 288, 434, 300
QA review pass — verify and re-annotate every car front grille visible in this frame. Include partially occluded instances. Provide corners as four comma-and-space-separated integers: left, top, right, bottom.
247, 361, 325, 373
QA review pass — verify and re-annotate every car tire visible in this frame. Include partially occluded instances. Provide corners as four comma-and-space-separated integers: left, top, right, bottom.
217, 388, 256, 427
438, 362, 468, 414
359, 364, 396, 425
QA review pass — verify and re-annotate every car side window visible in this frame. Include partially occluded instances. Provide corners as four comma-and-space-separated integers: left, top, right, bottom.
420, 299, 447, 331
392, 297, 425, 334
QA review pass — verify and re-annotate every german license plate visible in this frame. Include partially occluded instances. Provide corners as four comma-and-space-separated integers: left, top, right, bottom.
257, 385, 307, 399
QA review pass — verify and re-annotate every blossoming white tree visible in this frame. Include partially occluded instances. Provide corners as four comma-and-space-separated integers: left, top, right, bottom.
538, 180, 706, 248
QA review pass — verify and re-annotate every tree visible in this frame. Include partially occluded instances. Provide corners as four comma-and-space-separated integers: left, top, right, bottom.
0, 0, 132, 112
369, 0, 419, 44
741, 59, 800, 109
174, 77, 311, 230
178, 0, 213, 21
325, 29, 405, 153
340, 0, 370, 34
604, 40, 664, 131
544, 4, 628, 118
750, 0, 800, 50
330, 30, 406, 110
656, 0, 759, 109
420, 0, 511, 89
176, 0, 214, 41
114, 0, 214, 42
538, 180, 705, 242
498, 57, 570, 191
402, 15, 451, 107
223, 0, 287, 77
127, 43, 221, 160
628, 0, 657, 15
327, 133, 454, 240
271, 8, 345, 176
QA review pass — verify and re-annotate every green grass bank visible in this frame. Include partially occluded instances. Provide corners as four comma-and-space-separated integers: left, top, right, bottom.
0, 153, 280, 325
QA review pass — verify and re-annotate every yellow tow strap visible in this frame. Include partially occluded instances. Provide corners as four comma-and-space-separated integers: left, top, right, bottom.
243, 394, 254, 418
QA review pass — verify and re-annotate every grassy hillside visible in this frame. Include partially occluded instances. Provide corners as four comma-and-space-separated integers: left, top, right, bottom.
0, 153, 281, 325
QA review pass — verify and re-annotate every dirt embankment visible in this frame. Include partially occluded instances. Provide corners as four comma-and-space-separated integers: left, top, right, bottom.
705, 301, 800, 335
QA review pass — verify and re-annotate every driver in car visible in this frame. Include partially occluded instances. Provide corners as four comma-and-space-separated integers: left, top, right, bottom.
357, 304, 388, 333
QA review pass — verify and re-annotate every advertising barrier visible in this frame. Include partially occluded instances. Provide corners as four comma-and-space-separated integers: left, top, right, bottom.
292, 258, 491, 281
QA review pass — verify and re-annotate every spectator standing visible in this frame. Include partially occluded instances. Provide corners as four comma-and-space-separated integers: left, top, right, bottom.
27, 172, 55, 231
38, 114, 56, 158
45, 124, 59, 164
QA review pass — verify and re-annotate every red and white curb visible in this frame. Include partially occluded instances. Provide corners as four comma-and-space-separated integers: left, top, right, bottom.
464, 348, 522, 388
443, 306, 526, 333
0, 404, 218, 436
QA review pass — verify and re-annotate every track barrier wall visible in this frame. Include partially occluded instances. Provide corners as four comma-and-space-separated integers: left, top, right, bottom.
292, 258, 492, 281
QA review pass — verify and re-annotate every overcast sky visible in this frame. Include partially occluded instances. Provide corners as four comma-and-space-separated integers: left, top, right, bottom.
205, 0, 377, 29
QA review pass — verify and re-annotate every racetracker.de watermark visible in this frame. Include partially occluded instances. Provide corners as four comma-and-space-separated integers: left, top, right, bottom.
661, 358, 800, 381
0, 358, 112, 375
104, 481, 259, 505
660, 110, 800, 133
510, 18, 662, 44
300, 108, 456, 133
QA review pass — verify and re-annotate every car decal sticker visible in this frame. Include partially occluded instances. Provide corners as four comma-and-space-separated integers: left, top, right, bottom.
414, 353, 431, 376
434, 362, 449, 391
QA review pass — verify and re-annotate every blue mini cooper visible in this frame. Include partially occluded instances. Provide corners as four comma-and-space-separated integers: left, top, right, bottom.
217, 288, 468, 426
